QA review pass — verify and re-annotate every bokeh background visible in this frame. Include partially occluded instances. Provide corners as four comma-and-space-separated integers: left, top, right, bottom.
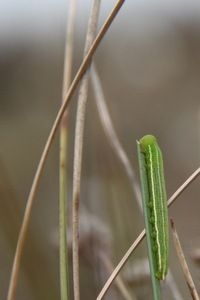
1, 0, 200, 299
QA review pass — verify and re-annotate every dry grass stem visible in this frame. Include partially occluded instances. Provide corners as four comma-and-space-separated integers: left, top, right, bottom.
96, 167, 200, 300
7, 1, 125, 299
170, 219, 199, 300
91, 64, 142, 209
59, 0, 77, 299
72, 1, 101, 299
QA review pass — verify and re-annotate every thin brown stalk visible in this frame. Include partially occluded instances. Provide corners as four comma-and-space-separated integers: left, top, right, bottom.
7, 1, 125, 299
91, 64, 142, 209
170, 219, 199, 300
91, 64, 181, 298
96, 167, 200, 300
72, 1, 101, 300
59, 1, 77, 299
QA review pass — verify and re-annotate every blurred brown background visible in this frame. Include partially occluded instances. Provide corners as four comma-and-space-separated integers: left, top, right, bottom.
1, 1, 200, 299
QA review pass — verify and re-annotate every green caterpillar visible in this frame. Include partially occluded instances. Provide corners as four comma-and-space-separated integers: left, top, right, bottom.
139, 135, 169, 280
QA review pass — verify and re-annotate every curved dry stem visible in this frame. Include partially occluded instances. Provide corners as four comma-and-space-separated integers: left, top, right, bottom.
91, 64, 142, 209
7, 1, 125, 299
96, 167, 200, 300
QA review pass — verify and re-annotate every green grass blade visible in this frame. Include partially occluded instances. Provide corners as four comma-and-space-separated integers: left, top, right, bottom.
137, 141, 161, 300
59, 125, 69, 300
